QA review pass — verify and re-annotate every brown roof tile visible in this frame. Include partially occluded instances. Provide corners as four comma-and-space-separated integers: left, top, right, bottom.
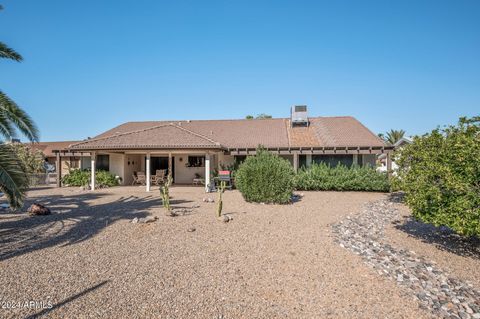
70, 124, 221, 150
27, 141, 80, 157
70, 116, 386, 151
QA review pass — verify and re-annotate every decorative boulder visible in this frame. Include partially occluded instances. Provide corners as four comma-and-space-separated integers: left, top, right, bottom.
28, 203, 51, 216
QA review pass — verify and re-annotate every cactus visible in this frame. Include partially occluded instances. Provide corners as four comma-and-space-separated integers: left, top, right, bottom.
160, 175, 173, 213
216, 180, 226, 218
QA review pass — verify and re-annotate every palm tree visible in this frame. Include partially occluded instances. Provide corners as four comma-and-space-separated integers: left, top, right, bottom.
0, 5, 39, 209
384, 129, 405, 145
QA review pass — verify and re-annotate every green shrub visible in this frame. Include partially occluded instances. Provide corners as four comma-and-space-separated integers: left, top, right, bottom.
95, 170, 121, 188
295, 163, 390, 192
235, 148, 295, 204
395, 116, 480, 237
62, 169, 89, 186
62, 169, 120, 188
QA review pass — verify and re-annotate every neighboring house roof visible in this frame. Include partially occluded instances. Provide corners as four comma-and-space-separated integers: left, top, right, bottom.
27, 141, 81, 157
69, 116, 387, 151
393, 137, 412, 148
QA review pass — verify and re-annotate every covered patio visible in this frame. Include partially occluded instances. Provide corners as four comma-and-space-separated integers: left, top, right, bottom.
88, 150, 216, 192
62, 117, 394, 193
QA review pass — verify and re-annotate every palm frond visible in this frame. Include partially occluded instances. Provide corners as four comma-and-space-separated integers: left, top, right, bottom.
385, 129, 405, 145
0, 91, 39, 142
0, 111, 15, 140
0, 42, 23, 62
0, 144, 29, 209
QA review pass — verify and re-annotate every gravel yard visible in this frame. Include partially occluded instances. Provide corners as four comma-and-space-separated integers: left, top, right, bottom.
1, 186, 430, 318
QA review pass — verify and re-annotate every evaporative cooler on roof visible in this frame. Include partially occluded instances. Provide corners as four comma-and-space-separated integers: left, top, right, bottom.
290, 105, 309, 127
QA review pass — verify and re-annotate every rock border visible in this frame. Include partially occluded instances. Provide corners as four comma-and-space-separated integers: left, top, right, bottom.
332, 199, 480, 319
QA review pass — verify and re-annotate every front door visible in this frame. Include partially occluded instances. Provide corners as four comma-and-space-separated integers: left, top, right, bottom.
148, 156, 175, 182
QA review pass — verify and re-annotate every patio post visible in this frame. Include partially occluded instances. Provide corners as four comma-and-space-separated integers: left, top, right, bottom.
386, 151, 392, 177
146, 153, 151, 192
205, 153, 211, 192
168, 152, 172, 179
56, 151, 61, 187
293, 153, 299, 172
90, 152, 96, 190
306, 154, 312, 168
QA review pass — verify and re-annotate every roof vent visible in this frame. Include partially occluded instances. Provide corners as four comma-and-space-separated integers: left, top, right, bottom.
290, 105, 309, 127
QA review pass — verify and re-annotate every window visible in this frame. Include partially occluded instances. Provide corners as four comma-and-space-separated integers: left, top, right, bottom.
187, 156, 205, 167
234, 155, 247, 164
312, 155, 353, 167
299, 155, 307, 168
96, 155, 109, 171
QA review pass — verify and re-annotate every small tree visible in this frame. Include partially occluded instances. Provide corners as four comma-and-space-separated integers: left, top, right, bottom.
395, 117, 480, 237
245, 114, 272, 119
160, 175, 173, 214
235, 147, 295, 204
11, 143, 45, 175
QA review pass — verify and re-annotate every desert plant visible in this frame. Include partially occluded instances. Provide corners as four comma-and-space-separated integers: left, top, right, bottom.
394, 116, 480, 237
160, 174, 173, 213
235, 147, 295, 204
295, 163, 390, 192
216, 180, 226, 218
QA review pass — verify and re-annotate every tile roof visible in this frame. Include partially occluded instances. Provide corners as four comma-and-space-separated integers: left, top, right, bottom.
70, 123, 221, 150
70, 116, 386, 151
27, 141, 81, 157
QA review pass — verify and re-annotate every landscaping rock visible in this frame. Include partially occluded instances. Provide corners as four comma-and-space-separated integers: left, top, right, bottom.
203, 197, 215, 203
220, 214, 233, 223
134, 216, 159, 223
332, 199, 480, 319
142, 216, 158, 223
27, 203, 51, 216
187, 227, 196, 232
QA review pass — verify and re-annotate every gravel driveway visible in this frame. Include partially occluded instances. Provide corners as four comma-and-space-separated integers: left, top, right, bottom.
0, 186, 427, 318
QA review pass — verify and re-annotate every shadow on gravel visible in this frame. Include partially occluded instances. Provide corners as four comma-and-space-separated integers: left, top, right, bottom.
25, 280, 109, 319
0, 192, 162, 261
387, 193, 480, 259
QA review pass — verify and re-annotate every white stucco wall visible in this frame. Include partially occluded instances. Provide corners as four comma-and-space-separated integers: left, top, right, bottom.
108, 153, 125, 185
124, 154, 142, 185
174, 155, 205, 184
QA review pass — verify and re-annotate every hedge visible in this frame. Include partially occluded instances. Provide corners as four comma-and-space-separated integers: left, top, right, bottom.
295, 163, 390, 192
62, 169, 120, 188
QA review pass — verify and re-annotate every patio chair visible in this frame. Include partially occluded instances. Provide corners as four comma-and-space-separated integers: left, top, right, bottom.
133, 171, 146, 186
154, 169, 167, 185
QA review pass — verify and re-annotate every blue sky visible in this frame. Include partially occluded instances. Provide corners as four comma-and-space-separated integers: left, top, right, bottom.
1, 0, 479, 141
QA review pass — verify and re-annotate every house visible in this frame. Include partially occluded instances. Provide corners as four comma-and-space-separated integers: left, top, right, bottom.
64, 106, 393, 191
28, 141, 91, 178
377, 137, 412, 173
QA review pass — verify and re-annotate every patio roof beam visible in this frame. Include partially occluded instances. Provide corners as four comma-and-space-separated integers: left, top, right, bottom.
229, 147, 393, 155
